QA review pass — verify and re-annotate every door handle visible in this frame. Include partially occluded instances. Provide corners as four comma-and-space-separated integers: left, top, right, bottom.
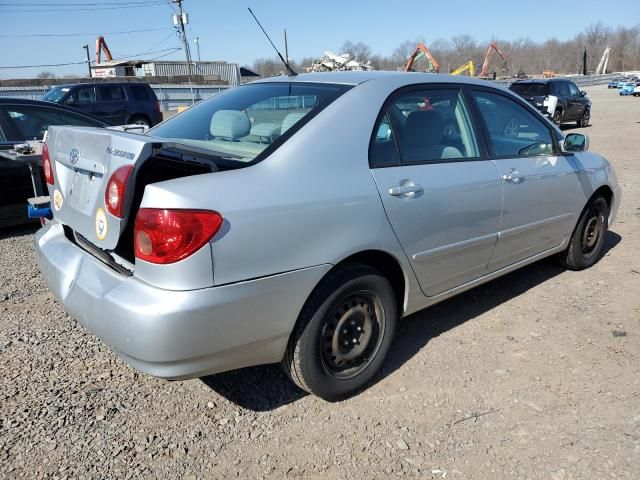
389, 183, 424, 197
502, 168, 523, 183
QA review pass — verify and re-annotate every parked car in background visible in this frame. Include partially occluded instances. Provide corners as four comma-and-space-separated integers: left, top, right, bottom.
42, 82, 162, 127
0, 98, 106, 227
619, 83, 636, 95
509, 78, 591, 127
633, 84, 640, 97
607, 79, 621, 88
36, 72, 620, 400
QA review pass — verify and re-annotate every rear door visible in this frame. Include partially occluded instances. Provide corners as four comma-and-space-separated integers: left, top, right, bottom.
469, 88, 584, 271
370, 85, 502, 296
95, 85, 128, 125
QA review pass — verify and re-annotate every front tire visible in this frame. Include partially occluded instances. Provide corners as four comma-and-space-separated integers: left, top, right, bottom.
579, 109, 590, 128
558, 196, 608, 270
282, 264, 398, 401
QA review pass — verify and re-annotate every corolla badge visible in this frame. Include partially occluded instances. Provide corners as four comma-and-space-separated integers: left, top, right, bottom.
69, 148, 80, 165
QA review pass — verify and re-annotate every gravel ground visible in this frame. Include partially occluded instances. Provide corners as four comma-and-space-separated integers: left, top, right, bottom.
1, 85, 639, 479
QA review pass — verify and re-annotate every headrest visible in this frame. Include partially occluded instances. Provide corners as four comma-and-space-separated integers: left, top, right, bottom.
405, 110, 444, 146
280, 112, 307, 135
210, 110, 251, 140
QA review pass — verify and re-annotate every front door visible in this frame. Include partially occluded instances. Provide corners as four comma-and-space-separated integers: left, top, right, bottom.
567, 82, 586, 120
370, 86, 502, 296
470, 89, 584, 271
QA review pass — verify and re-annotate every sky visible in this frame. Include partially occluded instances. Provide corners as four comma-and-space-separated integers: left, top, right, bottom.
1, 0, 639, 79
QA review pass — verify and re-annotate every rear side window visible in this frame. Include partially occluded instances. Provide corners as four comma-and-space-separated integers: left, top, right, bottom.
149, 82, 350, 165
472, 91, 554, 157
130, 85, 151, 101
98, 86, 124, 101
509, 83, 548, 97
370, 88, 479, 166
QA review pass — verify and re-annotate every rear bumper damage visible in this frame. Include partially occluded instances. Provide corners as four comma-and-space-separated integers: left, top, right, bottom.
35, 222, 330, 379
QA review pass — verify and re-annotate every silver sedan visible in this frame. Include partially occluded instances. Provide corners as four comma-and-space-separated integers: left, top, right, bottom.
35, 72, 620, 400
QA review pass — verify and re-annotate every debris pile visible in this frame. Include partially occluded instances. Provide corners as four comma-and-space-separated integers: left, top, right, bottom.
307, 51, 374, 72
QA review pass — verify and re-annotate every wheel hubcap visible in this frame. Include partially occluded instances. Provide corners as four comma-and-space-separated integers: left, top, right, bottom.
581, 207, 604, 258
321, 293, 384, 379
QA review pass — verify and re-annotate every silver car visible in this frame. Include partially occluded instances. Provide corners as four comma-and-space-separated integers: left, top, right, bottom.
35, 72, 620, 400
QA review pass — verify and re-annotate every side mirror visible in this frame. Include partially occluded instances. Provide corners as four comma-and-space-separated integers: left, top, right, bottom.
563, 133, 589, 153
580, 91, 587, 97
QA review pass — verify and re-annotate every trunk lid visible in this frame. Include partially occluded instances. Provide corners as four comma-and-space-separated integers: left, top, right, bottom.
47, 126, 155, 250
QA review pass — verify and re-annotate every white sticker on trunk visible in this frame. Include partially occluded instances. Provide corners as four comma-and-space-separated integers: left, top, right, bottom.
95, 208, 108, 240
52, 189, 63, 211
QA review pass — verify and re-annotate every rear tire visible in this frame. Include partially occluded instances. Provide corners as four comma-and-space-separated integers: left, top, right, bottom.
282, 264, 397, 401
557, 196, 608, 270
552, 109, 562, 126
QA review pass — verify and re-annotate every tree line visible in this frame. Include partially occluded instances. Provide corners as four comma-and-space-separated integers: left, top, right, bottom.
251, 22, 640, 77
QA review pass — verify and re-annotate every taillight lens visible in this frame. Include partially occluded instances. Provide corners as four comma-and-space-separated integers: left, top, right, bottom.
134, 209, 223, 264
42, 143, 54, 185
105, 165, 133, 218
156, 100, 161, 112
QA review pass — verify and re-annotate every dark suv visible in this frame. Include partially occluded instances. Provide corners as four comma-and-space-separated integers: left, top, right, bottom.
509, 79, 591, 127
42, 82, 162, 127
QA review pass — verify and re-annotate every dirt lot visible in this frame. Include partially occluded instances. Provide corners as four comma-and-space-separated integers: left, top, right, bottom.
1, 85, 639, 479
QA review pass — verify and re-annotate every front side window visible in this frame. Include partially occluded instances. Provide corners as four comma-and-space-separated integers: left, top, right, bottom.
557, 82, 570, 97
371, 88, 479, 166
472, 91, 554, 157
149, 82, 350, 165
73, 87, 96, 104
5, 106, 102, 140
568, 82, 581, 97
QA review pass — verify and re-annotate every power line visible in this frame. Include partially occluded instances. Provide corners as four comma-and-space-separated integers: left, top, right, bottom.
0, 1, 167, 5
0, 27, 172, 38
0, 2, 170, 13
0, 60, 88, 69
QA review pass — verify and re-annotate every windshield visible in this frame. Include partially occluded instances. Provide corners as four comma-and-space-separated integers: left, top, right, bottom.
510, 83, 548, 96
148, 82, 351, 164
42, 86, 70, 103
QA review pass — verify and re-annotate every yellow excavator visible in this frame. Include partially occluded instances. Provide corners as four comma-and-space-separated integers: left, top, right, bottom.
451, 61, 474, 77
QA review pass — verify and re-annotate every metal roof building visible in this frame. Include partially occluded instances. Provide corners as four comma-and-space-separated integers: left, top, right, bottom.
142, 61, 241, 86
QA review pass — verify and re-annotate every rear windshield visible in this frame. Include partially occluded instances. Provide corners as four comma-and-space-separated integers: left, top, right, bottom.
509, 83, 548, 96
148, 82, 351, 165
42, 86, 70, 103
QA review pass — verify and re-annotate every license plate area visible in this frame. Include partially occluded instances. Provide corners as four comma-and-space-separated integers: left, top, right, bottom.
67, 169, 102, 214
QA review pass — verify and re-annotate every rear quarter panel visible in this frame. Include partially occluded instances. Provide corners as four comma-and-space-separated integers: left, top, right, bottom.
140, 79, 425, 313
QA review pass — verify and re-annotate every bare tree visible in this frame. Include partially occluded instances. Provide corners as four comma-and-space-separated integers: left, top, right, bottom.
37, 71, 56, 79
340, 41, 372, 63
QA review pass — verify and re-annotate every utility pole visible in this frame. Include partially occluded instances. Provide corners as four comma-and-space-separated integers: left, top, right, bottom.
172, 0, 192, 75
83, 44, 92, 78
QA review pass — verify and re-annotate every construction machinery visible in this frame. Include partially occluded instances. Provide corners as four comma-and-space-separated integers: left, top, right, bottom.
478, 42, 507, 79
451, 61, 475, 77
542, 70, 556, 78
95, 36, 113, 64
595, 46, 611, 74
404, 43, 439, 73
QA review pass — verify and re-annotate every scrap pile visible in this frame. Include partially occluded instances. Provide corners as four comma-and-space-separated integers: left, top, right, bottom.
307, 51, 374, 72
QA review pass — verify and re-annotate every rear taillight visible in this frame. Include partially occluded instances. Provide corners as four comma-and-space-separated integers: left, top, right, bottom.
105, 165, 133, 218
134, 209, 223, 264
42, 143, 54, 185
156, 100, 161, 112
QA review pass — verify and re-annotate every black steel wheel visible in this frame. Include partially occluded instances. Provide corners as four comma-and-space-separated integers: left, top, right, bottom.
558, 196, 609, 270
282, 263, 397, 400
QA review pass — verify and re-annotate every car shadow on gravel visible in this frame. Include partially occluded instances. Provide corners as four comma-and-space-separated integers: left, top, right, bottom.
0, 223, 39, 241
379, 230, 621, 381
200, 231, 621, 411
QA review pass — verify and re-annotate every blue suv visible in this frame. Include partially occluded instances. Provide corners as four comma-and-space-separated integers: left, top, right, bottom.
43, 82, 163, 127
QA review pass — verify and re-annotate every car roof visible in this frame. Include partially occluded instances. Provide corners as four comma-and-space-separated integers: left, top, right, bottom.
49, 82, 149, 88
511, 78, 568, 84
0, 97, 108, 124
252, 70, 510, 89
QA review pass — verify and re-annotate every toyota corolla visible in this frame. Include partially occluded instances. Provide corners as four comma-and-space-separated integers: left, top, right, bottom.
35, 72, 620, 400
